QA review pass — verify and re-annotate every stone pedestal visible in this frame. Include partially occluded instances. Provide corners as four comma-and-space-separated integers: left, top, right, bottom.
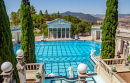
16, 49, 26, 83
77, 71, 88, 83
0, 62, 16, 83
77, 63, 88, 83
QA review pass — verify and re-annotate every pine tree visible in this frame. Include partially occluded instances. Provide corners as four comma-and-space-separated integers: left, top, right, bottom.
0, 0, 20, 82
44, 10, 49, 21
20, 0, 36, 63
30, 5, 36, 14
39, 10, 43, 15
101, 0, 118, 59
57, 11, 61, 18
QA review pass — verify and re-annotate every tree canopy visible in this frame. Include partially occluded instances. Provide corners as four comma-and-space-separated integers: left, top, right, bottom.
39, 10, 43, 15
30, 5, 36, 14
9, 5, 99, 37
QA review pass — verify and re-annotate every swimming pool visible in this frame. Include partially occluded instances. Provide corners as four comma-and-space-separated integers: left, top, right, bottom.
13, 40, 101, 77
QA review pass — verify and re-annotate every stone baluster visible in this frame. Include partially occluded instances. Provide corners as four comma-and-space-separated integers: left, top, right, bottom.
0, 62, 16, 83
16, 49, 26, 83
76, 63, 88, 83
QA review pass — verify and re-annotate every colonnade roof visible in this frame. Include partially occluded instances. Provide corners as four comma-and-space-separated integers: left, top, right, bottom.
46, 18, 72, 25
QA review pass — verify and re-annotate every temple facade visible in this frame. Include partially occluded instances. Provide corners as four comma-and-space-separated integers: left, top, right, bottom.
91, 25, 102, 41
46, 18, 72, 39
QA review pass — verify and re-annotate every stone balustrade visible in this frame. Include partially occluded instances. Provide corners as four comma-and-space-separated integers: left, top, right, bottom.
103, 58, 126, 66
26, 63, 45, 83
97, 60, 126, 83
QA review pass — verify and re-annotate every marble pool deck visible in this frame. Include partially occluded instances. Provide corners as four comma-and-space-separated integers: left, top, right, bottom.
12, 35, 102, 46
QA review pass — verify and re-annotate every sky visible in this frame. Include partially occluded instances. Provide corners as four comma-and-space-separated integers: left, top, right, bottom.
4, 0, 130, 16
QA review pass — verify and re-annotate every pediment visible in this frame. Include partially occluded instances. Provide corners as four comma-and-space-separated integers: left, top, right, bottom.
46, 18, 72, 25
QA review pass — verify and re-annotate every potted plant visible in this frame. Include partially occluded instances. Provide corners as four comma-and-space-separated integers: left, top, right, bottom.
35, 72, 41, 79
111, 65, 116, 72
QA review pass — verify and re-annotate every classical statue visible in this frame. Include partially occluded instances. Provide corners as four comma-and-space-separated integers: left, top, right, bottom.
47, 73, 55, 77
68, 66, 74, 79
90, 49, 96, 57
41, 34, 44, 41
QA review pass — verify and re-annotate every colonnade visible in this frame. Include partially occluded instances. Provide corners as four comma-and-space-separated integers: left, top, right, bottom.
48, 28, 70, 39
14, 32, 21, 43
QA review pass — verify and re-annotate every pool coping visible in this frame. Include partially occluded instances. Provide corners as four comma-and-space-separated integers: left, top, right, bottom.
45, 73, 97, 79
13, 40, 101, 46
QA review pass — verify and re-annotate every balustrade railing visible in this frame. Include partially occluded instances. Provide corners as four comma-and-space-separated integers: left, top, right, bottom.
99, 60, 126, 83
26, 63, 45, 83
103, 58, 126, 66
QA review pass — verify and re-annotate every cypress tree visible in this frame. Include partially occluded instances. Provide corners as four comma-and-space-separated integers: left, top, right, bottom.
20, 0, 36, 63
101, 0, 118, 59
0, 0, 20, 82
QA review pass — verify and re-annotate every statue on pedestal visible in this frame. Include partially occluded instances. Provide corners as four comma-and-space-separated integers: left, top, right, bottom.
68, 66, 74, 79
90, 49, 96, 57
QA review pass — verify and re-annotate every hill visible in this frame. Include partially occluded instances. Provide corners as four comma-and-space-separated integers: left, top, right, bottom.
60, 11, 97, 23
91, 14, 130, 19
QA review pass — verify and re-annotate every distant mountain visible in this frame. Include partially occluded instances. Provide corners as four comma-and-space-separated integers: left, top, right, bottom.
60, 11, 97, 23
91, 14, 130, 19
91, 14, 105, 18
59, 11, 130, 23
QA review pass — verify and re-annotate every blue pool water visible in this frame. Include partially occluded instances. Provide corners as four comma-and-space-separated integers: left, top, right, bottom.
13, 40, 101, 77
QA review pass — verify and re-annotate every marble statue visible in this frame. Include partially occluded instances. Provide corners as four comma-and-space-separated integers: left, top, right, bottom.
90, 49, 96, 57
68, 66, 74, 79
41, 34, 44, 41
47, 73, 55, 77
75, 34, 78, 40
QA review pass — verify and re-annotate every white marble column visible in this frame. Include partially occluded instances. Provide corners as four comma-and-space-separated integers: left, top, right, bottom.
14, 32, 17, 43
123, 42, 127, 58
100, 31, 102, 41
19, 32, 21, 42
91, 30, 93, 40
61, 28, 62, 38
118, 39, 121, 52
69, 28, 70, 38
65, 28, 66, 38
48, 28, 49, 39
52, 28, 54, 39
57, 28, 58, 39
95, 30, 97, 40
